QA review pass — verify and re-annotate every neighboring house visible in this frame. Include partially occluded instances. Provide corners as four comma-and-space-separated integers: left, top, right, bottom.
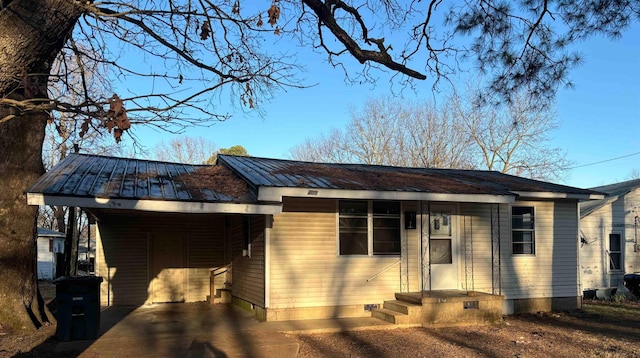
580, 179, 640, 290
27, 154, 603, 324
37, 227, 65, 280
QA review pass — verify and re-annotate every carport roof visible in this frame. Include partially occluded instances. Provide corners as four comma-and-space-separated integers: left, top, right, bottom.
27, 153, 281, 214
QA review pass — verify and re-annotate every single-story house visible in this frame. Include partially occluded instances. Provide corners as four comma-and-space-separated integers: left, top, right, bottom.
580, 179, 640, 290
37, 227, 65, 280
27, 154, 603, 325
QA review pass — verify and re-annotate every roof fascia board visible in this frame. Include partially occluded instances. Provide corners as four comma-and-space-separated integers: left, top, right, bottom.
512, 191, 605, 200
27, 193, 282, 215
257, 187, 515, 204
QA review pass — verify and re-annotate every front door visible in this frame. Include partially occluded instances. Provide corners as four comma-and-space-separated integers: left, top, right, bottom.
150, 233, 186, 303
422, 204, 458, 290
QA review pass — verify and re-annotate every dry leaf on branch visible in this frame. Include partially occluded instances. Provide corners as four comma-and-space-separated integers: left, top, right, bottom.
104, 94, 130, 143
200, 21, 211, 40
79, 118, 90, 138
267, 4, 280, 27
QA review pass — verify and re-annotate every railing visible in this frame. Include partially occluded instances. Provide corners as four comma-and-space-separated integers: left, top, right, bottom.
366, 260, 401, 282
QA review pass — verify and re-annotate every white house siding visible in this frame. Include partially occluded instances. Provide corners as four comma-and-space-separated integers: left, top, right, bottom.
403, 201, 421, 293
581, 187, 640, 289
37, 237, 54, 280
230, 215, 266, 307
500, 200, 580, 300
457, 203, 502, 294
94, 210, 226, 306
268, 197, 409, 314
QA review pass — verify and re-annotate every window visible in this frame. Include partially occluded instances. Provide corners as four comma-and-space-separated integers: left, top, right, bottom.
339, 200, 401, 256
609, 233, 622, 271
512, 207, 535, 255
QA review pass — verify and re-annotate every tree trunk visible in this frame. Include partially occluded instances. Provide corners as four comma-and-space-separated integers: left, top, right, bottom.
0, 0, 83, 331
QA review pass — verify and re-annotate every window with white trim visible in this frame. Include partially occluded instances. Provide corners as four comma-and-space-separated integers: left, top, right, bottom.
609, 233, 622, 271
512, 206, 535, 255
339, 200, 401, 256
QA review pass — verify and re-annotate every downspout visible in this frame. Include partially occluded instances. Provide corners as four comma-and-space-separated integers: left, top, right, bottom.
577, 202, 583, 308
264, 215, 272, 309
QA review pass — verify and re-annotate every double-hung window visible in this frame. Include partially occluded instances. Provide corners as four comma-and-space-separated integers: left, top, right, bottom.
609, 233, 622, 271
339, 200, 401, 256
512, 206, 535, 255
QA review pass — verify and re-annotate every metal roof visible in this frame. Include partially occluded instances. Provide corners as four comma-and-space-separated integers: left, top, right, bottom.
28, 153, 603, 212
37, 227, 65, 238
28, 153, 254, 203
218, 155, 601, 197
580, 178, 640, 217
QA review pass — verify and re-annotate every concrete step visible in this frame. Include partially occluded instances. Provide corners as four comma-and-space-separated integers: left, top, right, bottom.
371, 308, 417, 325
395, 292, 422, 305
383, 300, 422, 315
213, 288, 232, 304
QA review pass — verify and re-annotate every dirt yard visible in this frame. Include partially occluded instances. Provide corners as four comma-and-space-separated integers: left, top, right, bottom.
293, 301, 640, 358
2, 282, 639, 358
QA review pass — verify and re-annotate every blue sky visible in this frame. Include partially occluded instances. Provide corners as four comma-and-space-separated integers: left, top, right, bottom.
127, 17, 639, 190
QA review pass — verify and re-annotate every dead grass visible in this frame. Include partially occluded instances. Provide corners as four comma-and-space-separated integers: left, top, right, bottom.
295, 301, 640, 358
3, 288, 639, 358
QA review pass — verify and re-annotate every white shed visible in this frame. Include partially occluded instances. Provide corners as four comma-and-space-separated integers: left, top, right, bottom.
37, 227, 65, 280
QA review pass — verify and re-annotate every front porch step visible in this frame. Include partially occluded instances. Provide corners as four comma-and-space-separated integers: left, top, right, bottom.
212, 288, 232, 304
371, 299, 423, 325
395, 292, 422, 305
384, 300, 422, 315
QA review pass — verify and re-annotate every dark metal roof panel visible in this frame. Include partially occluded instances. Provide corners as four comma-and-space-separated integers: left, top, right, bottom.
218, 155, 600, 196
29, 153, 255, 203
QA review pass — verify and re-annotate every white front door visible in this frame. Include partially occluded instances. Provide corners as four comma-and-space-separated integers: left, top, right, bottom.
422, 204, 458, 290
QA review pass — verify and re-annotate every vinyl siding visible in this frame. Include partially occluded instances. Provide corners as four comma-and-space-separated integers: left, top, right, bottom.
37, 237, 54, 280
94, 210, 226, 306
268, 198, 406, 310
500, 200, 580, 299
231, 215, 266, 307
458, 203, 502, 293
580, 187, 640, 289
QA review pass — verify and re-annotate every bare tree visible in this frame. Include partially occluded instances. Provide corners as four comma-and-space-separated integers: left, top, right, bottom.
153, 136, 218, 164
455, 88, 571, 181
290, 91, 568, 181
290, 96, 475, 168
0, 0, 637, 331
345, 97, 406, 165
627, 169, 640, 180
290, 129, 353, 163
397, 100, 475, 169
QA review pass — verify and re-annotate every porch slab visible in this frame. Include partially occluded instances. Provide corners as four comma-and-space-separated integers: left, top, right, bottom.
396, 291, 505, 326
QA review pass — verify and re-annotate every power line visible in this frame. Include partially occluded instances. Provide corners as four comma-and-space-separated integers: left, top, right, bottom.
566, 151, 640, 170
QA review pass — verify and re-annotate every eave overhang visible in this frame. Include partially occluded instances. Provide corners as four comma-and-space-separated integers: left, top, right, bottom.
257, 186, 516, 204
27, 193, 282, 215
512, 191, 606, 200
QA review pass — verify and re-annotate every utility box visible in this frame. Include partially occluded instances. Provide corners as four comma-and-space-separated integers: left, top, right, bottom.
54, 276, 103, 341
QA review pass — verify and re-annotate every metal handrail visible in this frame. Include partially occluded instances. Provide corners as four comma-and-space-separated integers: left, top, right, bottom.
366, 259, 401, 282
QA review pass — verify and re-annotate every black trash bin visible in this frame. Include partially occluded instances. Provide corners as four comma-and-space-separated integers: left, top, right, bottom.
54, 276, 103, 341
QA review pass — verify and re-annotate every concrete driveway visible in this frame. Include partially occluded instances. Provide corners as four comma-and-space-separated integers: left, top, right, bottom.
54, 303, 399, 357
